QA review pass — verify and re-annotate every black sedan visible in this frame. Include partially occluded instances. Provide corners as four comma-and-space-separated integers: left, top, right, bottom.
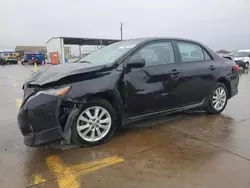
17, 37, 239, 147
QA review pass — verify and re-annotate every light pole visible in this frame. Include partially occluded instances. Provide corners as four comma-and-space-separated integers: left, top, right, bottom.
120, 22, 123, 40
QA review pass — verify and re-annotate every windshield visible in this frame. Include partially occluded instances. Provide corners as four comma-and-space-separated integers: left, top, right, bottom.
77, 39, 144, 66
235, 52, 250, 58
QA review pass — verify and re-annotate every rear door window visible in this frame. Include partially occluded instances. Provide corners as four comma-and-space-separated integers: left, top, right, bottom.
177, 42, 211, 62
204, 50, 212, 61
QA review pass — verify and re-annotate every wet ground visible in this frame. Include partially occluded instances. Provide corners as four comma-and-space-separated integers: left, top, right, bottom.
1, 65, 250, 188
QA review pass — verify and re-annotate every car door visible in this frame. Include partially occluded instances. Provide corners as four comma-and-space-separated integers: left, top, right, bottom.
123, 41, 183, 117
174, 41, 218, 106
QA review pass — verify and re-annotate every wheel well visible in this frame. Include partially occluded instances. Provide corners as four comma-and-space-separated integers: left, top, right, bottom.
88, 92, 114, 108
217, 79, 231, 98
86, 92, 122, 128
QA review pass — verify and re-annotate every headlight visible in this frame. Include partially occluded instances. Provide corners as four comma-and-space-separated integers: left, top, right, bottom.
37, 86, 71, 96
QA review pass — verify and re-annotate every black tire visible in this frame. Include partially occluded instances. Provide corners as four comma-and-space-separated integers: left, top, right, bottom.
205, 82, 228, 114
71, 98, 117, 146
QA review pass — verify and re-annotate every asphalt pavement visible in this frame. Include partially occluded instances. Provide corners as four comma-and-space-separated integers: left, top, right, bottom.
1, 65, 250, 188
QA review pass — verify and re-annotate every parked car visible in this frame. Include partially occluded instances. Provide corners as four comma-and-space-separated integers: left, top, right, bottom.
17, 37, 240, 147
2, 58, 18, 65
0, 58, 5, 65
222, 55, 234, 61
234, 49, 250, 69
218, 53, 235, 61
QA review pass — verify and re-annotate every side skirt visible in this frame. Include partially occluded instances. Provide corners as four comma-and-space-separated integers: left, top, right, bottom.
121, 98, 207, 126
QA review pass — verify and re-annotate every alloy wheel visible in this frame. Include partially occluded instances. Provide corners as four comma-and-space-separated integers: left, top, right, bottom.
76, 106, 112, 142
212, 87, 227, 111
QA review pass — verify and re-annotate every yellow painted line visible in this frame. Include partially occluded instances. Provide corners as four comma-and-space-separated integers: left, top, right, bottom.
75, 158, 124, 175
46, 155, 80, 188
33, 174, 46, 185
72, 156, 124, 173
45, 155, 124, 188
16, 99, 23, 109
34, 63, 38, 72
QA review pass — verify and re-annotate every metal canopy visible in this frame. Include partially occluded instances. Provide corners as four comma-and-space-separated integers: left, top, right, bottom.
46, 37, 121, 46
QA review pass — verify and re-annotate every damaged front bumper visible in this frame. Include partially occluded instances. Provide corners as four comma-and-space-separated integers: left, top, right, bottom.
17, 91, 80, 147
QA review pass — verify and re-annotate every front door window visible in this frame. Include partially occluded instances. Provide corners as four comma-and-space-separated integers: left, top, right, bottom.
130, 41, 175, 67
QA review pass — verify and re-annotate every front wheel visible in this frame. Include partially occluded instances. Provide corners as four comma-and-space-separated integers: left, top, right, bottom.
71, 99, 117, 146
205, 83, 228, 114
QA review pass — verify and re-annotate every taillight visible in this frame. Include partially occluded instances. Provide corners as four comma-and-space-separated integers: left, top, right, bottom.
233, 65, 240, 71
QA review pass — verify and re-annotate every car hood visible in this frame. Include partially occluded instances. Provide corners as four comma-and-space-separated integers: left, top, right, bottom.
25, 63, 106, 86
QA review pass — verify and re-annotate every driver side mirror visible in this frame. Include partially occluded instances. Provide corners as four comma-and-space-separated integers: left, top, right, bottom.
127, 57, 145, 69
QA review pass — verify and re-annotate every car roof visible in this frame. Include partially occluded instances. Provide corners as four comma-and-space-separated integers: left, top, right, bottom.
126, 37, 201, 43
237, 49, 250, 52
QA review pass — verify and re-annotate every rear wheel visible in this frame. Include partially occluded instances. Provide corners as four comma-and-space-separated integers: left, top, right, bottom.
205, 83, 228, 114
71, 99, 117, 146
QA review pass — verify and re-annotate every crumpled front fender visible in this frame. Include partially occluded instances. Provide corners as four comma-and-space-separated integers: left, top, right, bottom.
62, 108, 80, 144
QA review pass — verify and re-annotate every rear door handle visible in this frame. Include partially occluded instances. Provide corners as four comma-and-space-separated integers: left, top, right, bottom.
170, 69, 181, 74
209, 65, 216, 70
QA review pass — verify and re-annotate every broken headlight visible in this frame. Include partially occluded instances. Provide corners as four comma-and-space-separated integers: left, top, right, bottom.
37, 86, 71, 97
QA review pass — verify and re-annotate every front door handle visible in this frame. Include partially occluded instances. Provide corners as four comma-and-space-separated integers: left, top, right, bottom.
170, 69, 181, 74
136, 88, 144, 92
209, 65, 216, 70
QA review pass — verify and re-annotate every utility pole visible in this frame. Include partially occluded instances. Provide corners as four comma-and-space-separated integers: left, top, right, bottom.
120, 22, 123, 40
69, 46, 71, 58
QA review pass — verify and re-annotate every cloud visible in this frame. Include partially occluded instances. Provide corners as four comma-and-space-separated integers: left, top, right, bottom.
0, 0, 249, 50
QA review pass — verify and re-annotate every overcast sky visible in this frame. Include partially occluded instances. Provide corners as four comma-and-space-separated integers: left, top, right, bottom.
0, 0, 250, 51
